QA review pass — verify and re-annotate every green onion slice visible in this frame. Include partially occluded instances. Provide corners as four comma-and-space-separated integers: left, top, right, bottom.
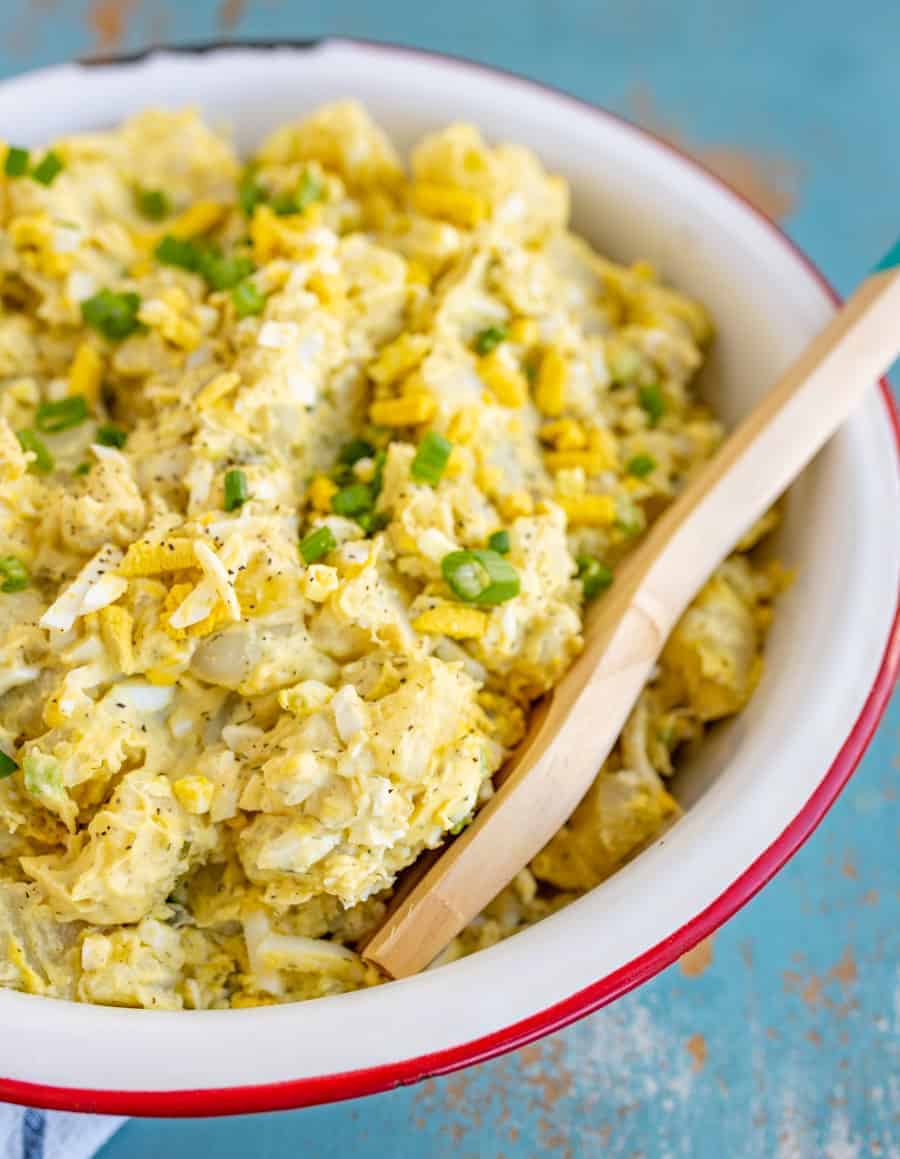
239, 175, 265, 217
22, 754, 63, 801
441, 548, 520, 605
270, 192, 297, 216
356, 511, 389, 536
487, 529, 510, 554
295, 169, 323, 212
16, 429, 54, 474
80, 289, 142, 341
156, 234, 256, 292
625, 453, 657, 478
368, 448, 388, 502
155, 234, 200, 271
0, 751, 18, 779
272, 169, 323, 216
300, 525, 336, 564
31, 150, 63, 186
576, 555, 613, 599
135, 188, 171, 221
96, 423, 127, 448
4, 146, 29, 177
638, 383, 665, 426
224, 468, 249, 512
200, 251, 255, 292
610, 347, 642, 384
231, 281, 265, 317
331, 483, 374, 518
474, 326, 508, 355
0, 556, 29, 593
411, 430, 452, 486
338, 439, 376, 466
615, 494, 645, 539
36, 395, 88, 434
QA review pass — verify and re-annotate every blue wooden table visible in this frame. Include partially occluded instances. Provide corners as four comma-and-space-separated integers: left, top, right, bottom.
2, 3, 897, 1155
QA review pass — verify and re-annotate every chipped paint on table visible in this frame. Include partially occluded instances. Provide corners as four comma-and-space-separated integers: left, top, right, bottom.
1, 2, 897, 1156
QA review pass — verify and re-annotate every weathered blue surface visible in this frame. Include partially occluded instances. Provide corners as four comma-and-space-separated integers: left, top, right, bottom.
1, 3, 897, 1155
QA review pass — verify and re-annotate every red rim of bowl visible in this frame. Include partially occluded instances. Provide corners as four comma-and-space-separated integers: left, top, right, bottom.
1, 37, 898, 1118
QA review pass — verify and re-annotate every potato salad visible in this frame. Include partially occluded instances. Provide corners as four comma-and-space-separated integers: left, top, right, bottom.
0, 104, 786, 1008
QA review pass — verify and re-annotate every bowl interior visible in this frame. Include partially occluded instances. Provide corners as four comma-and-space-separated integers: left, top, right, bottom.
0, 41, 896, 1105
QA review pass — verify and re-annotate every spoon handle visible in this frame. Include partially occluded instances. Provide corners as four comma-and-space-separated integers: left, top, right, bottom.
364, 253, 900, 979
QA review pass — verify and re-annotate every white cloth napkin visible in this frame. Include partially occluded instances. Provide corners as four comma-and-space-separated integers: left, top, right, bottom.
0, 1106, 124, 1159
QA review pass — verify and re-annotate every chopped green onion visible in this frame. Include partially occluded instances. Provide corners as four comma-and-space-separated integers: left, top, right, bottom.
345, 442, 389, 503
524, 361, 539, 385
200, 250, 255, 291
300, 525, 336, 563
338, 439, 376, 467
576, 555, 613, 599
487, 529, 510, 555
224, 468, 249, 512
0, 751, 17, 779
295, 169, 324, 212
331, 482, 374, 518
31, 150, 64, 186
449, 813, 473, 836
155, 234, 200, 271
333, 439, 377, 488
356, 510, 389, 536
270, 192, 297, 216
610, 347, 642, 384
370, 448, 387, 498
238, 175, 265, 217
442, 551, 488, 602
441, 548, 520, 605
0, 556, 29, 593
156, 234, 256, 291
638, 383, 665, 426
625, 453, 657, 478
411, 430, 452, 486
615, 495, 645, 540
74, 461, 91, 476
474, 325, 507, 355
22, 754, 64, 804
4, 146, 29, 177
36, 395, 88, 434
231, 280, 265, 317
96, 423, 127, 448
81, 289, 142, 341
16, 429, 54, 474
135, 187, 171, 221
272, 169, 323, 216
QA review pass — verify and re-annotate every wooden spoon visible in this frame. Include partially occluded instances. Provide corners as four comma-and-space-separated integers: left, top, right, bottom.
363, 244, 900, 978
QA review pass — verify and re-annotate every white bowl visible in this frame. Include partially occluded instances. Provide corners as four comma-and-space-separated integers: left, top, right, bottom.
1, 39, 897, 1117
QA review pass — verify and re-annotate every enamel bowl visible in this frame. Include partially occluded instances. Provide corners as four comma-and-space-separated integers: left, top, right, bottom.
0, 40, 896, 1116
